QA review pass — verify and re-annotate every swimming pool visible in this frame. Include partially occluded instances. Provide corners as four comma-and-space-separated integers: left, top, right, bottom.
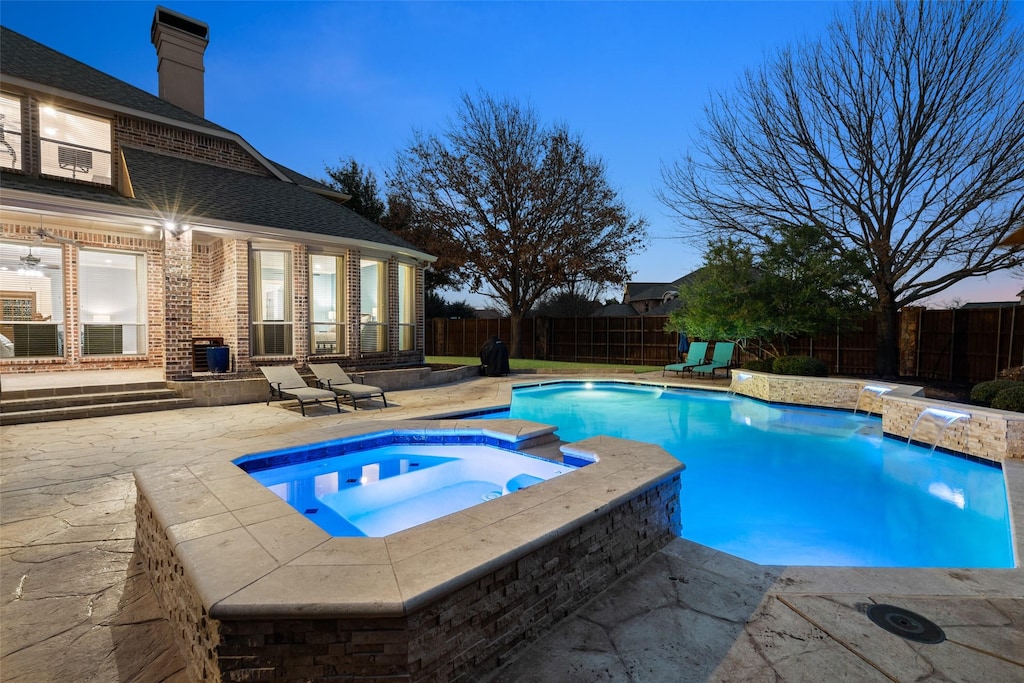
236, 436, 577, 536
482, 381, 1013, 568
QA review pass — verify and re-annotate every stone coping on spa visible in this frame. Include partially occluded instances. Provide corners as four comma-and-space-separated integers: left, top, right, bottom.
133, 418, 684, 621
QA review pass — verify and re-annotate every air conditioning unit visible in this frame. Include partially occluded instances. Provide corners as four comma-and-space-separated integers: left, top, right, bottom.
57, 146, 93, 177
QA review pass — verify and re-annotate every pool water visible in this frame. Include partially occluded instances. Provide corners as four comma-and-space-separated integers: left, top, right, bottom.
244, 443, 575, 537
486, 382, 1013, 568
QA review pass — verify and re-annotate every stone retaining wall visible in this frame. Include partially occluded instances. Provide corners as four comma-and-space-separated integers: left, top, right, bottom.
730, 371, 1023, 461
169, 365, 481, 407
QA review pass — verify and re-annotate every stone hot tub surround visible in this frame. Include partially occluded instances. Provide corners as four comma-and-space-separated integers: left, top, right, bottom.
134, 419, 683, 682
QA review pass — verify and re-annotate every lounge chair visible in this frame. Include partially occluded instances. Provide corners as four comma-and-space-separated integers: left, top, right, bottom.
308, 363, 388, 409
663, 341, 709, 377
260, 366, 341, 416
691, 342, 737, 378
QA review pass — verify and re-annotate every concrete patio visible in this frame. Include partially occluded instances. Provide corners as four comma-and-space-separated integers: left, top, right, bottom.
1, 371, 1021, 682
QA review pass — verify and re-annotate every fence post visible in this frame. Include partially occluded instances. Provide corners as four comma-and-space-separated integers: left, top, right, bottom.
835, 321, 840, 374
995, 309, 1003, 380
949, 308, 956, 382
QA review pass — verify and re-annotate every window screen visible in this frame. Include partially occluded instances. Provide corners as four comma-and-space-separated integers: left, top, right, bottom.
0, 93, 23, 171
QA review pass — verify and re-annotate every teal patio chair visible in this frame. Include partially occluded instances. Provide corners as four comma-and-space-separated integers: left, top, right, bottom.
691, 342, 736, 378
662, 341, 709, 377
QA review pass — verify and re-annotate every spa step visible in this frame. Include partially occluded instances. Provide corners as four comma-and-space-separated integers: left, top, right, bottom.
0, 386, 193, 425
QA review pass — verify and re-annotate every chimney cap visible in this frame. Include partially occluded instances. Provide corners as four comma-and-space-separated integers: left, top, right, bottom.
151, 5, 209, 43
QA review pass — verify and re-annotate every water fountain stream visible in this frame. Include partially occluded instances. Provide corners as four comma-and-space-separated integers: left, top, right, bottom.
728, 372, 753, 396
907, 407, 970, 453
854, 385, 893, 414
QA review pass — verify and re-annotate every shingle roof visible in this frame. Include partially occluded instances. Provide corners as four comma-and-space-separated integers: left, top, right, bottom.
592, 303, 640, 317
122, 147, 424, 253
0, 26, 229, 133
268, 160, 338, 194
643, 299, 683, 316
0, 169, 140, 208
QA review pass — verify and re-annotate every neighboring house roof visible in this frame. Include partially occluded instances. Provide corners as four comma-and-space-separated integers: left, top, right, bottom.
592, 303, 640, 317
624, 269, 707, 305
624, 282, 675, 303
0, 26, 228, 133
121, 147, 425, 253
643, 299, 683, 316
960, 301, 1021, 309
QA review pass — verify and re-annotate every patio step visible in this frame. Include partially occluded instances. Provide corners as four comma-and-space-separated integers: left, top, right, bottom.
0, 383, 195, 425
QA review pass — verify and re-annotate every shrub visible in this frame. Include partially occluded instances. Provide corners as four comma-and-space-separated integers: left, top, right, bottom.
741, 359, 774, 372
772, 355, 828, 377
991, 385, 1024, 412
998, 365, 1024, 382
970, 380, 1020, 406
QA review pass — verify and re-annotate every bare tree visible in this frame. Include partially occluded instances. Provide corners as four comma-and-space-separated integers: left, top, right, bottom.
390, 91, 647, 356
659, 0, 1024, 377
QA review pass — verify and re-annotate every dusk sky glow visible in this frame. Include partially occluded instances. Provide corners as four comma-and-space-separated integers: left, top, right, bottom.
3, 1, 1021, 307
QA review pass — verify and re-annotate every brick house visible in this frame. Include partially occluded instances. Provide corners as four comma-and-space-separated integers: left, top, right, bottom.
0, 8, 434, 381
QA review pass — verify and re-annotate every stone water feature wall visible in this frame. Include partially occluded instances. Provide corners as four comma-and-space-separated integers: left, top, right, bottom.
729, 371, 1023, 461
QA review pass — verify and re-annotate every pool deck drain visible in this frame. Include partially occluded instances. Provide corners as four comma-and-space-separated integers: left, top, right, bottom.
866, 604, 946, 644
1, 370, 1022, 682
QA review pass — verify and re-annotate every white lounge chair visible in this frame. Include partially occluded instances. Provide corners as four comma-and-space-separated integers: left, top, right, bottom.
308, 363, 388, 409
260, 366, 341, 416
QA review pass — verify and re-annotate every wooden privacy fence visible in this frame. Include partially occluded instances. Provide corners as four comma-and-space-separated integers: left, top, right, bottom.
426, 305, 1023, 384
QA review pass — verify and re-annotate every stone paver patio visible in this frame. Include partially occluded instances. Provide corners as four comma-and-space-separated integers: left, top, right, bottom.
1, 372, 1021, 681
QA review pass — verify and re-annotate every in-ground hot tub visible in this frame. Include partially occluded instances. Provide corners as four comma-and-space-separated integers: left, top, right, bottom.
134, 419, 682, 682
236, 438, 579, 536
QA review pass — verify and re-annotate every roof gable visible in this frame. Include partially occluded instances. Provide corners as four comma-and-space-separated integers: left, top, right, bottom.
1, 26, 227, 133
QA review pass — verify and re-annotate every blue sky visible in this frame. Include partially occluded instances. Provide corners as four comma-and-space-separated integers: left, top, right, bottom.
3, 1, 1021, 306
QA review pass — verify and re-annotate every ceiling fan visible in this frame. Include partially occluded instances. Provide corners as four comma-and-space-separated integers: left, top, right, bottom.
16, 247, 59, 276
19, 248, 44, 276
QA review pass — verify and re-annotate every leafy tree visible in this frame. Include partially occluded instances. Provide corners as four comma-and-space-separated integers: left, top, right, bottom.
323, 158, 386, 223
667, 224, 872, 358
425, 291, 476, 319
659, 0, 1024, 377
389, 90, 647, 356
324, 158, 463, 294
380, 194, 464, 294
532, 290, 599, 318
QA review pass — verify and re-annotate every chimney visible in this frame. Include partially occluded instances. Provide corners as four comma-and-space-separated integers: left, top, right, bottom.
150, 6, 209, 117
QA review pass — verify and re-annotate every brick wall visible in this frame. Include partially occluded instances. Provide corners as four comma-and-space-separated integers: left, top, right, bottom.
163, 231, 193, 379
0, 222, 165, 373
115, 116, 270, 176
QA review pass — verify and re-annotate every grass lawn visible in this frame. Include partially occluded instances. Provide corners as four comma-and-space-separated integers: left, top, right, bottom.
426, 356, 662, 374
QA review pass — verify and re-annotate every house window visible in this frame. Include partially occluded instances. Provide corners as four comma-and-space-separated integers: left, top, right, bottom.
251, 249, 292, 356
360, 258, 387, 353
38, 104, 112, 185
79, 250, 146, 355
398, 263, 416, 351
0, 241, 64, 358
310, 254, 345, 354
0, 94, 23, 171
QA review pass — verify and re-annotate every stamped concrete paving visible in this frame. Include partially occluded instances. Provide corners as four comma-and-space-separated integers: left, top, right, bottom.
1, 371, 1022, 682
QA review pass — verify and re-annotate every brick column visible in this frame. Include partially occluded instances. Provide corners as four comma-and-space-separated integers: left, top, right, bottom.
899, 306, 923, 378
164, 231, 193, 380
